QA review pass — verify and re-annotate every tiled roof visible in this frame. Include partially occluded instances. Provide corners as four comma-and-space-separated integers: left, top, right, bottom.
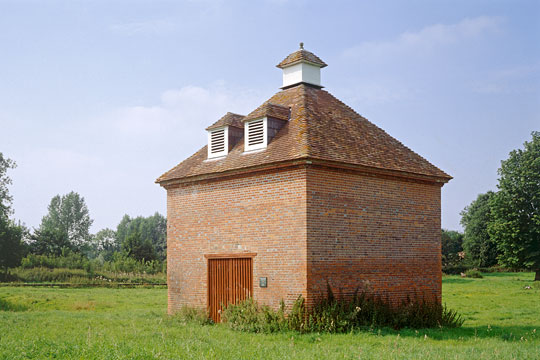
243, 103, 289, 122
157, 84, 451, 184
277, 48, 327, 69
206, 112, 245, 130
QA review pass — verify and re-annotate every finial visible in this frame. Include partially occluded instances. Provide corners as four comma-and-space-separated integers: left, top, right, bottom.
299, 42, 304, 50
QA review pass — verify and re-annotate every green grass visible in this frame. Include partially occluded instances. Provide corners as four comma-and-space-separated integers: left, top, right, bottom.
0, 272, 538, 359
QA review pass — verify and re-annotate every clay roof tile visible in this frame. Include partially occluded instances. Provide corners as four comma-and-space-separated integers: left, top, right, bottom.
157, 84, 451, 184
206, 112, 245, 130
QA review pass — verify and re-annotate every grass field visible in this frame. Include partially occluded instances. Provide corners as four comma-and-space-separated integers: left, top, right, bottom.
0, 273, 539, 359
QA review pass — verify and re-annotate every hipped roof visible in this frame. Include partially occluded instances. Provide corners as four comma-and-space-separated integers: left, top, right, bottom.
157, 84, 451, 185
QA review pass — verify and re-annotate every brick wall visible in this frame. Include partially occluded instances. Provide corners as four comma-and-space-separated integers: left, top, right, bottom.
165, 163, 442, 315
166, 166, 308, 314
306, 166, 442, 306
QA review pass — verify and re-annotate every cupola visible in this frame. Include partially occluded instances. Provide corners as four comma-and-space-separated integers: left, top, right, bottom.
276, 42, 327, 89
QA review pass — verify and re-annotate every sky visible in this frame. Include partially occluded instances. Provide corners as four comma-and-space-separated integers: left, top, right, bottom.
1, 0, 539, 233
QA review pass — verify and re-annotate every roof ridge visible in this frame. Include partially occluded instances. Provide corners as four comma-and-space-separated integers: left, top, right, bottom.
206, 112, 245, 130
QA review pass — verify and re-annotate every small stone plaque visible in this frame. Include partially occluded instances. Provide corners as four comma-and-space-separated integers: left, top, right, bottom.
259, 277, 268, 288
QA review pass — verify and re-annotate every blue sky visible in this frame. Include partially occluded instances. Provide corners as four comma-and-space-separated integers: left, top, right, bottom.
1, 0, 539, 232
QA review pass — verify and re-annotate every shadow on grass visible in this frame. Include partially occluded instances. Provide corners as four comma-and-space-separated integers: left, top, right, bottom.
442, 278, 474, 284
0, 297, 28, 312
362, 325, 539, 342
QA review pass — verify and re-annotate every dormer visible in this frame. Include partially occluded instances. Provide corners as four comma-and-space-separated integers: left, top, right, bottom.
243, 103, 289, 152
206, 112, 245, 159
277, 42, 327, 89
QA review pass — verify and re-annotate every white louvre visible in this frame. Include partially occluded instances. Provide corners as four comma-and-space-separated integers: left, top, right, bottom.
207, 127, 228, 159
244, 117, 267, 152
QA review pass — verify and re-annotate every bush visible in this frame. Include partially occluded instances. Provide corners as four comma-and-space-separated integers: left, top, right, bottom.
221, 287, 464, 334
6, 267, 166, 284
221, 298, 287, 333
11, 267, 90, 282
15, 252, 165, 277
464, 269, 483, 278
20, 252, 89, 270
442, 265, 470, 275
173, 307, 213, 326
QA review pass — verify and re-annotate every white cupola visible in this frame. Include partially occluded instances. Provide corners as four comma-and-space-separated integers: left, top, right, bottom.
276, 42, 327, 89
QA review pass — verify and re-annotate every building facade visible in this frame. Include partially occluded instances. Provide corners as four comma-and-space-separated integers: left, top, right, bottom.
157, 45, 451, 322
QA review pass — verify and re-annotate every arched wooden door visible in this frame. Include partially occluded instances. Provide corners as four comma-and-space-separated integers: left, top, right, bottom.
207, 257, 253, 323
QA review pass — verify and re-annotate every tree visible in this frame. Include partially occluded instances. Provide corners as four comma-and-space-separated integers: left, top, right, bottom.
460, 191, 499, 267
0, 153, 25, 270
0, 215, 26, 270
0, 152, 16, 219
116, 213, 166, 260
121, 232, 156, 262
29, 227, 70, 256
441, 229, 464, 267
89, 228, 119, 260
32, 192, 93, 254
489, 131, 540, 281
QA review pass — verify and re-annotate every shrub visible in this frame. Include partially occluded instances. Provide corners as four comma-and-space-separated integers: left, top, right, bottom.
442, 265, 470, 275
173, 307, 213, 326
464, 269, 483, 278
10, 267, 90, 282
221, 287, 464, 334
20, 252, 89, 270
221, 298, 287, 333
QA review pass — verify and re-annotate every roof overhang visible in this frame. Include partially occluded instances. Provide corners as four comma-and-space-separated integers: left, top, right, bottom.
156, 157, 452, 189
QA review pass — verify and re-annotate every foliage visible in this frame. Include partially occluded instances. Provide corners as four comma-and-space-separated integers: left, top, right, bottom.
222, 286, 463, 334
116, 213, 167, 261
20, 252, 89, 270
31, 192, 93, 254
488, 131, 540, 280
0, 152, 16, 219
173, 306, 214, 326
441, 229, 464, 267
460, 191, 499, 267
87, 228, 119, 260
29, 227, 71, 256
0, 217, 25, 270
16, 252, 165, 276
7, 267, 166, 284
0, 273, 539, 359
121, 232, 157, 262
464, 269, 483, 278
221, 298, 287, 333
0, 153, 26, 270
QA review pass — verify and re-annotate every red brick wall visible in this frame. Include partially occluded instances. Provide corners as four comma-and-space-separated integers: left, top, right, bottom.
165, 166, 308, 314
165, 163, 442, 315
305, 166, 442, 306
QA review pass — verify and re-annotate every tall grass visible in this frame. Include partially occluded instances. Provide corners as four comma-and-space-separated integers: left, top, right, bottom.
3, 253, 167, 285
222, 286, 464, 333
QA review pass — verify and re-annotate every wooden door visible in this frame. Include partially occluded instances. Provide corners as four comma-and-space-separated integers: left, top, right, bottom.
207, 257, 253, 323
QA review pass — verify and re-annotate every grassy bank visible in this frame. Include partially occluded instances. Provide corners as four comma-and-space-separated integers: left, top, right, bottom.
0, 272, 538, 359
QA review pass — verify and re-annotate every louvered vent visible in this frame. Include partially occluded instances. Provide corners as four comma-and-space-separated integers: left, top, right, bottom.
210, 129, 225, 154
247, 119, 265, 147
207, 127, 228, 159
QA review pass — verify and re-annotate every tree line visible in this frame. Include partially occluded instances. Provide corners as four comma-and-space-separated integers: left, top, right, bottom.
1, 132, 538, 279
442, 132, 539, 281
0, 154, 166, 272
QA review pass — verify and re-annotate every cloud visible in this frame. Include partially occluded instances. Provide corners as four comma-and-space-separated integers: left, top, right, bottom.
109, 19, 177, 36
343, 16, 503, 60
103, 82, 262, 139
